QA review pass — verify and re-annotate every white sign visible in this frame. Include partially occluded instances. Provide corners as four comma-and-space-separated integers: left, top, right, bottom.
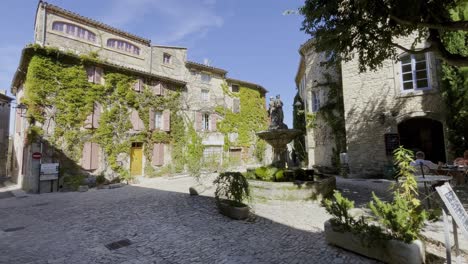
40, 174, 58, 181
40, 163, 59, 175
436, 183, 468, 240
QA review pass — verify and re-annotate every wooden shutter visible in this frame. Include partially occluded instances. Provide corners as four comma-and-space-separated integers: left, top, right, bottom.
86, 66, 95, 83
92, 103, 101, 128
95, 67, 103, 84
195, 112, 202, 131
149, 108, 155, 130
131, 109, 143, 130
233, 98, 240, 113
152, 81, 161, 95
15, 109, 21, 134
90, 143, 99, 170
133, 78, 143, 92
162, 110, 170, 131
81, 142, 92, 170
210, 113, 217, 131
152, 143, 164, 166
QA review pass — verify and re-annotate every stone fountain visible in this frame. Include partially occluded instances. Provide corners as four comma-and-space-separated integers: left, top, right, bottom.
257, 95, 302, 168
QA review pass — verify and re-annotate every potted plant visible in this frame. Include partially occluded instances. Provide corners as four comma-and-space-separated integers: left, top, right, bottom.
213, 172, 250, 220
323, 147, 427, 264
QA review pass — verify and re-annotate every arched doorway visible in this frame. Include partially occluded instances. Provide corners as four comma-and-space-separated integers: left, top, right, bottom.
398, 118, 446, 163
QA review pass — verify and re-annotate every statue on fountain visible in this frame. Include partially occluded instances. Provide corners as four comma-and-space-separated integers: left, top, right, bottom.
268, 95, 288, 130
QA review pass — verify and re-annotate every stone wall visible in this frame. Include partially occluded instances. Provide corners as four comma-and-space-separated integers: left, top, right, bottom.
298, 44, 340, 168
341, 36, 446, 177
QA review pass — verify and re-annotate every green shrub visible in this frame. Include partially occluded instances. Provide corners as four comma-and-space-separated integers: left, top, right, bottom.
253, 166, 284, 181
214, 172, 250, 207
63, 175, 86, 191
96, 175, 106, 185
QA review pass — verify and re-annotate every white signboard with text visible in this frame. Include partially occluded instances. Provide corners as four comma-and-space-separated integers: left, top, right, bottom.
40, 163, 59, 181
436, 183, 468, 241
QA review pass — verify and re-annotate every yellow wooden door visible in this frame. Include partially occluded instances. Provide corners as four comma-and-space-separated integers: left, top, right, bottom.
130, 147, 143, 176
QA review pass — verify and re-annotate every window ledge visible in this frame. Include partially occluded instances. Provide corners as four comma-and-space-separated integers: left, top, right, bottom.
162, 64, 174, 70
396, 89, 439, 99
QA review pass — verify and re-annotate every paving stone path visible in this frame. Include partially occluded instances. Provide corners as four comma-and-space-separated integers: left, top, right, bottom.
0, 176, 378, 264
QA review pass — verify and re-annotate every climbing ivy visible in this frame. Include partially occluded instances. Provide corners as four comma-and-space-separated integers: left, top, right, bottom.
22, 46, 185, 181
215, 83, 268, 162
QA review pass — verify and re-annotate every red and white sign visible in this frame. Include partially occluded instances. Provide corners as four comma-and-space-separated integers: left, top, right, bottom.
32, 152, 42, 160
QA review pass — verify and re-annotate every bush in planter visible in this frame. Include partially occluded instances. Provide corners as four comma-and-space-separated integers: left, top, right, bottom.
214, 172, 250, 207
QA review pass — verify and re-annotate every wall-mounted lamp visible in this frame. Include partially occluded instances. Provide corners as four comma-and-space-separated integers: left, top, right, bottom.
14, 103, 28, 117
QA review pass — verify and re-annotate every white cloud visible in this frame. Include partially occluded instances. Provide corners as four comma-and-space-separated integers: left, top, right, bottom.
100, 0, 224, 44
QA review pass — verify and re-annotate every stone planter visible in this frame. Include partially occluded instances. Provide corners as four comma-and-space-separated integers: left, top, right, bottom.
217, 200, 249, 220
324, 220, 425, 264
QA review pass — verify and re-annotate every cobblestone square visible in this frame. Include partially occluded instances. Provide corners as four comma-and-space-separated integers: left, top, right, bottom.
0, 177, 377, 264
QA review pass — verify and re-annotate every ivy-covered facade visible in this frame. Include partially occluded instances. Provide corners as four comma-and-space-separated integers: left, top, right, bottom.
10, 2, 268, 192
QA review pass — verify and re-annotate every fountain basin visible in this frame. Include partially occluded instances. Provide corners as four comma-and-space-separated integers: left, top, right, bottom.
257, 129, 302, 168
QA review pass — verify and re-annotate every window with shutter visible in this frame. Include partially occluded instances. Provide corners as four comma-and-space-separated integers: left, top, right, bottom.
95, 67, 103, 84
133, 78, 143, 92
154, 111, 162, 129
202, 113, 210, 131
151, 81, 162, 95
86, 66, 95, 83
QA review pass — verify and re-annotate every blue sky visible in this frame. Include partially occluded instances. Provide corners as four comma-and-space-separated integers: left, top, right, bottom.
0, 0, 308, 131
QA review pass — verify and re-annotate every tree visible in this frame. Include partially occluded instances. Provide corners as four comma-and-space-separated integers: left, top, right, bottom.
300, 0, 468, 71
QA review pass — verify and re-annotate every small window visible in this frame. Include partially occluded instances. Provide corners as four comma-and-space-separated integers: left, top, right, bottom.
202, 113, 210, 130
190, 70, 197, 76
163, 53, 171, 64
201, 73, 211, 83
107, 39, 140, 55
231, 84, 240, 93
400, 53, 430, 91
154, 111, 162, 129
52, 21, 96, 43
201, 90, 209, 102
312, 91, 320, 112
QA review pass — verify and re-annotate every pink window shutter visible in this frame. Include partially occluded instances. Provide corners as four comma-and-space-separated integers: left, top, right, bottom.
86, 67, 95, 83
195, 112, 202, 131
210, 114, 217, 131
152, 81, 161, 95
90, 143, 100, 170
95, 67, 103, 84
152, 143, 164, 166
92, 103, 101, 128
158, 144, 165, 165
162, 110, 170, 131
149, 108, 155, 130
130, 109, 140, 130
15, 109, 21, 133
133, 79, 140, 92
81, 142, 91, 170
161, 83, 166, 96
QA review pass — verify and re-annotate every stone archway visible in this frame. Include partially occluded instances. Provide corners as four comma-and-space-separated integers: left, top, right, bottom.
398, 117, 446, 163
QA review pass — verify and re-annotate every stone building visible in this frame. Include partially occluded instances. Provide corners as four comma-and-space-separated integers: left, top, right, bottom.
10, 1, 267, 192
296, 37, 448, 177
0, 91, 13, 177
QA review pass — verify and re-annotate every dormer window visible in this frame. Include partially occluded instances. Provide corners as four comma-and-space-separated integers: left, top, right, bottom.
52, 21, 96, 42
163, 53, 171, 64
107, 39, 140, 55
